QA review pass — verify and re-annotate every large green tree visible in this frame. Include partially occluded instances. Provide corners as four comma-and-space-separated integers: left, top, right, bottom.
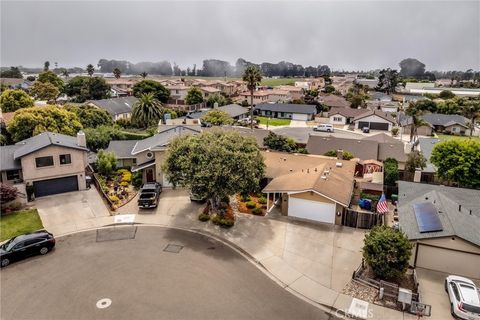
405, 101, 429, 143
462, 100, 480, 137
201, 109, 233, 126
65, 105, 113, 128
132, 80, 170, 103
185, 87, 204, 105
37, 70, 64, 91
131, 93, 164, 128
113, 68, 122, 79
162, 130, 265, 213
29, 81, 60, 101
405, 150, 427, 181
0, 89, 34, 112
383, 158, 399, 186
363, 225, 413, 280
84, 125, 126, 151
264, 132, 298, 153
431, 139, 480, 188
242, 65, 262, 129
86, 64, 95, 76
206, 92, 228, 108
64, 76, 111, 102
7, 106, 83, 142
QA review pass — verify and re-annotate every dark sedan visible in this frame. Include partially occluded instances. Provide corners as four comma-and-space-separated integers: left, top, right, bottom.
1, 230, 56, 267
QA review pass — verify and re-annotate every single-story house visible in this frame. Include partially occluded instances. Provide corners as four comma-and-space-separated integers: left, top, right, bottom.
369, 92, 392, 102
87, 96, 138, 121
422, 113, 470, 135
255, 103, 316, 121
105, 125, 202, 186
110, 86, 130, 98
262, 151, 356, 224
0, 78, 33, 90
353, 109, 396, 131
0, 132, 89, 198
318, 95, 351, 108
186, 104, 249, 122
328, 107, 369, 125
398, 181, 480, 279
397, 112, 434, 137
365, 101, 400, 113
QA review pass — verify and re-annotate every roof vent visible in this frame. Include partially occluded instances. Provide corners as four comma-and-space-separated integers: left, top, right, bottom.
336, 162, 343, 167
321, 175, 327, 180
324, 170, 330, 175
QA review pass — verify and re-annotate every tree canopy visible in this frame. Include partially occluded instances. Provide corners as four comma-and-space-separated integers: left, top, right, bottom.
383, 158, 399, 186
30, 81, 60, 101
96, 150, 117, 177
405, 150, 427, 180
65, 104, 113, 128
264, 132, 299, 153
399, 58, 426, 78
431, 139, 480, 188
376, 68, 398, 94
7, 106, 83, 142
201, 109, 234, 126
37, 70, 64, 91
131, 93, 165, 128
132, 80, 170, 103
363, 225, 413, 280
0, 89, 34, 112
83, 125, 126, 151
185, 87, 204, 105
162, 130, 265, 212
0, 67, 22, 78
206, 93, 229, 108
64, 76, 111, 102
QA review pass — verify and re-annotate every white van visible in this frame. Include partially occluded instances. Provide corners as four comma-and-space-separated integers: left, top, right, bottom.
313, 124, 334, 133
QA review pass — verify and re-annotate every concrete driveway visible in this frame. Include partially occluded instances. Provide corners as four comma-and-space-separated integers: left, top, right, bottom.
289, 120, 308, 127
35, 188, 110, 234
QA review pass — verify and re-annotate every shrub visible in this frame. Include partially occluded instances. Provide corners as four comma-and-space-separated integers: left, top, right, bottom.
252, 207, 263, 215
363, 225, 413, 280
115, 118, 133, 128
258, 197, 267, 205
198, 213, 210, 222
212, 215, 234, 228
132, 172, 143, 188
120, 181, 129, 187
240, 194, 251, 202
245, 201, 256, 209
360, 192, 380, 202
109, 195, 120, 202
391, 127, 399, 136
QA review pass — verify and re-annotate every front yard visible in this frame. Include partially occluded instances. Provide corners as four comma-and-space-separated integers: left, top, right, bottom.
256, 116, 291, 126
0, 209, 44, 241
96, 169, 139, 209
437, 133, 479, 142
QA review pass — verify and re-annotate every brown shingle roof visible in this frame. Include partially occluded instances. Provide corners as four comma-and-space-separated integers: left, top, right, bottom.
328, 107, 368, 118
320, 95, 351, 108
306, 136, 379, 160
353, 109, 396, 123
362, 133, 401, 144
262, 151, 356, 206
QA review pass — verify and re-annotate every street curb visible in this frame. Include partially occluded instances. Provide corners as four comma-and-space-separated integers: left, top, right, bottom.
55, 222, 341, 318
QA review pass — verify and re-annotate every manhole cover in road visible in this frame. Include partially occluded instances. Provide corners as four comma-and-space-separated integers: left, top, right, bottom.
163, 244, 183, 253
96, 298, 112, 309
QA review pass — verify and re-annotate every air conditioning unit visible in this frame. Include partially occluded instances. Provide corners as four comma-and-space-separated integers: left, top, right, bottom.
398, 287, 413, 305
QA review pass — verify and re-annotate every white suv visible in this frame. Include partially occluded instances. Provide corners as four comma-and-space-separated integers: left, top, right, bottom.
445, 275, 480, 320
313, 124, 334, 132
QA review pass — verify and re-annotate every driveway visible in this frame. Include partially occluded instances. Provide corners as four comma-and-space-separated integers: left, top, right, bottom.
1, 227, 332, 320
272, 127, 364, 144
35, 188, 110, 234
289, 120, 308, 127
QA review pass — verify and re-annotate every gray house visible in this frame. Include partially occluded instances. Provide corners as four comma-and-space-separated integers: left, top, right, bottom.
254, 103, 317, 121
87, 96, 138, 121
422, 113, 470, 135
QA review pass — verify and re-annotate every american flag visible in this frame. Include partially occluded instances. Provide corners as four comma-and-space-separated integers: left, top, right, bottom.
377, 193, 389, 214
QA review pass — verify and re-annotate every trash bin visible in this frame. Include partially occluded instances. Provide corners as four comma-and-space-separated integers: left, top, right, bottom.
85, 175, 92, 189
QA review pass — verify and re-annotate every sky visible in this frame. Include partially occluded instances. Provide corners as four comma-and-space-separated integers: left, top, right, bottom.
1, 0, 479, 71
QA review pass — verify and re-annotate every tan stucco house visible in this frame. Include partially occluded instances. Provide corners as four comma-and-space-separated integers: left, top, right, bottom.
0, 132, 89, 197
398, 181, 480, 279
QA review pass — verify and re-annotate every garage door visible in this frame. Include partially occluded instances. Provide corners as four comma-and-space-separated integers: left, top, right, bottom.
292, 113, 309, 121
416, 245, 480, 279
358, 121, 389, 130
288, 197, 335, 224
33, 176, 79, 197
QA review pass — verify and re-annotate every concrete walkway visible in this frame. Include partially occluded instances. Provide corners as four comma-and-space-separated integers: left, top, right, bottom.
36, 189, 416, 320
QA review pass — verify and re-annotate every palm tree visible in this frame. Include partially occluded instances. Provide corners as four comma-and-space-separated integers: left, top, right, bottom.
131, 93, 164, 128
405, 102, 427, 145
140, 72, 148, 79
113, 68, 122, 79
86, 64, 95, 77
242, 65, 262, 129
462, 100, 480, 137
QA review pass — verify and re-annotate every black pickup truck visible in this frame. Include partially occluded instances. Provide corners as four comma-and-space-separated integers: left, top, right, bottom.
137, 183, 162, 209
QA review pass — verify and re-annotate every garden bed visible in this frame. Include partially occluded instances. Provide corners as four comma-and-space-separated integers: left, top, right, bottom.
236, 193, 267, 216
96, 169, 138, 210
198, 200, 236, 228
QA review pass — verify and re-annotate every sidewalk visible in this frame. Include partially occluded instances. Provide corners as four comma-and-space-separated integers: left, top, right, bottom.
43, 190, 415, 320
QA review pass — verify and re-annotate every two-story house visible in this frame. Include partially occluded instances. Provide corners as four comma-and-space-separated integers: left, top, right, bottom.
0, 132, 89, 197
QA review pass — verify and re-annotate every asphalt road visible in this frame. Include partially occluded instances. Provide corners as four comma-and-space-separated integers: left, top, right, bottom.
271, 127, 363, 144
1, 226, 334, 320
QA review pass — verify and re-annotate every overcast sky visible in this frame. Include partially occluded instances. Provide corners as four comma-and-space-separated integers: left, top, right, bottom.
1, 0, 479, 71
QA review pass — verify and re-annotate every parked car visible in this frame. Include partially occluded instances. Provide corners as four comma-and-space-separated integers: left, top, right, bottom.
0, 230, 56, 267
445, 275, 480, 320
137, 183, 162, 208
237, 117, 258, 126
362, 126, 370, 133
313, 124, 334, 132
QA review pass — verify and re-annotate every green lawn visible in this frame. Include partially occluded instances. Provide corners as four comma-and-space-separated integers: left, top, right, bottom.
260, 78, 296, 87
256, 116, 291, 126
0, 209, 44, 241
436, 134, 480, 142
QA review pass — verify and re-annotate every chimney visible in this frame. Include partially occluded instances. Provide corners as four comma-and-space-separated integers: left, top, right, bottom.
77, 131, 86, 148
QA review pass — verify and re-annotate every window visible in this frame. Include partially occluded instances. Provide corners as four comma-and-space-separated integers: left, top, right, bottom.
6, 170, 20, 181
59, 154, 71, 165
334, 117, 342, 122
35, 156, 54, 168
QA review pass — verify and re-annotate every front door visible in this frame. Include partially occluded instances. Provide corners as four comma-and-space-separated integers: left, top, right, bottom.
146, 168, 154, 182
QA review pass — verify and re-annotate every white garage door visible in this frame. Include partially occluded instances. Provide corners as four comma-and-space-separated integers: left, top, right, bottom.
288, 197, 335, 224
416, 245, 480, 279
162, 173, 173, 187
292, 113, 309, 121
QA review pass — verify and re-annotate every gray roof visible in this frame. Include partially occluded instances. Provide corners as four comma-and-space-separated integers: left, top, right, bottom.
186, 104, 248, 120
13, 132, 88, 159
418, 138, 441, 173
131, 125, 201, 155
306, 136, 379, 160
255, 103, 316, 115
328, 107, 367, 118
363, 133, 402, 144
105, 140, 139, 159
398, 181, 480, 246
88, 96, 138, 116
353, 109, 396, 124
377, 143, 407, 162
422, 113, 469, 128
0, 145, 22, 171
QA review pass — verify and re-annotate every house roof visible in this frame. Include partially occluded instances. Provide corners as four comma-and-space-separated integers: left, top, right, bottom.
397, 181, 480, 246
204, 126, 270, 148
377, 143, 407, 162
328, 107, 368, 118
306, 136, 379, 160
422, 113, 469, 128
187, 104, 249, 120
418, 138, 441, 173
363, 132, 402, 144
0, 145, 22, 171
12, 132, 88, 159
405, 82, 435, 90
105, 140, 139, 159
0, 78, 31, 87
262, 151, 356, 206
319, 95, 351, 108
255, 103, 316, 115
353, 109, 396, 123
200, 86, 221, 93
87, 96, 138, 116
131, 125, 201, 155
